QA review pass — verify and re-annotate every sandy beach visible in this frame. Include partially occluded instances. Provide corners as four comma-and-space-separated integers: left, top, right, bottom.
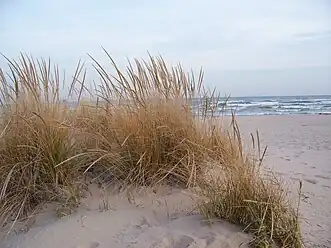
236, 115, 331, 248
1, 114, 330, 248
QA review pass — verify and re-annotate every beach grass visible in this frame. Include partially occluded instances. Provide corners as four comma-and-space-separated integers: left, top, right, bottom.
198, 126, 302, 247
0, 51, 302, 247
0, 55, 89, 223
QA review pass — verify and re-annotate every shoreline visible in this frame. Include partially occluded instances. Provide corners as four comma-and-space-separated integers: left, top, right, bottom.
201, 112, 331, 117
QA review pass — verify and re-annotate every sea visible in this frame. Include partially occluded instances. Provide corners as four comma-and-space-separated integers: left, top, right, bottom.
65, 95, 331, 116
196, 95, 331, 116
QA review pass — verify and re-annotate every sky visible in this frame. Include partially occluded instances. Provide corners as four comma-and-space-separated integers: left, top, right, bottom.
0, 0, 331, 96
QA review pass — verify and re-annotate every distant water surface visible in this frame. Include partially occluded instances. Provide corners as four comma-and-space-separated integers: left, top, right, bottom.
64, 95, 331, 116
194, 95, 331, 116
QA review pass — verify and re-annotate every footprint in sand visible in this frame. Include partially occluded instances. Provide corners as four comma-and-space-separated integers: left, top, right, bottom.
173, 235, 195, 248
280, 156, 291, 161
74, 241, 99, 248
152, 234, 236, 248
315, 175, 331, 180
158, 232, 251, 248
153, 234, 194, 248
198, 232, 216, 247
304, 178, 318, 185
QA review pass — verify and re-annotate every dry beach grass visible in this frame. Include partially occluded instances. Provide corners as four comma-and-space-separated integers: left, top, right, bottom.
0, 51, 302, 247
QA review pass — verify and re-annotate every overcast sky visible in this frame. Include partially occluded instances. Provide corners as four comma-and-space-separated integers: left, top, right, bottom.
1, 0, 330, 96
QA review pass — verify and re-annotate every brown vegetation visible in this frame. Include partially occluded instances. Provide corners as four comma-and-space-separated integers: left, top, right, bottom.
0, 51, 302, 247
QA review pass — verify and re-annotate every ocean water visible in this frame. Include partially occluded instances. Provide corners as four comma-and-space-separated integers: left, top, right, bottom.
65, 95, 331, 116
196, 95, 331, 116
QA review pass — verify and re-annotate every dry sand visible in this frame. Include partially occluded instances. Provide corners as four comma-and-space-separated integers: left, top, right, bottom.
235, 115, 331, 248
1, 115, 330, 248
0, 185, 252, 248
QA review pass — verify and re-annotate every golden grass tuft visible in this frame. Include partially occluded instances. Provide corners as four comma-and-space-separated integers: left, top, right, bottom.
197, 120, 302, 248
198, 146, 302, 247
76, 51, 239, 187
0, 55, 85, 225
0, 51, 302, 247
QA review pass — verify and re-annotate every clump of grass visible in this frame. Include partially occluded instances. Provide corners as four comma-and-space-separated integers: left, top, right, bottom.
198, 121, 302, 248
0, 51, 302, 248
0, 55, 85, 227
77, 50, 239, 187
75, 51, 302, 246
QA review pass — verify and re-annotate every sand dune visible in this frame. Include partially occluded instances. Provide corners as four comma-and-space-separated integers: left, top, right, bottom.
1, 115, 330, 248
1, 185, 252, 248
